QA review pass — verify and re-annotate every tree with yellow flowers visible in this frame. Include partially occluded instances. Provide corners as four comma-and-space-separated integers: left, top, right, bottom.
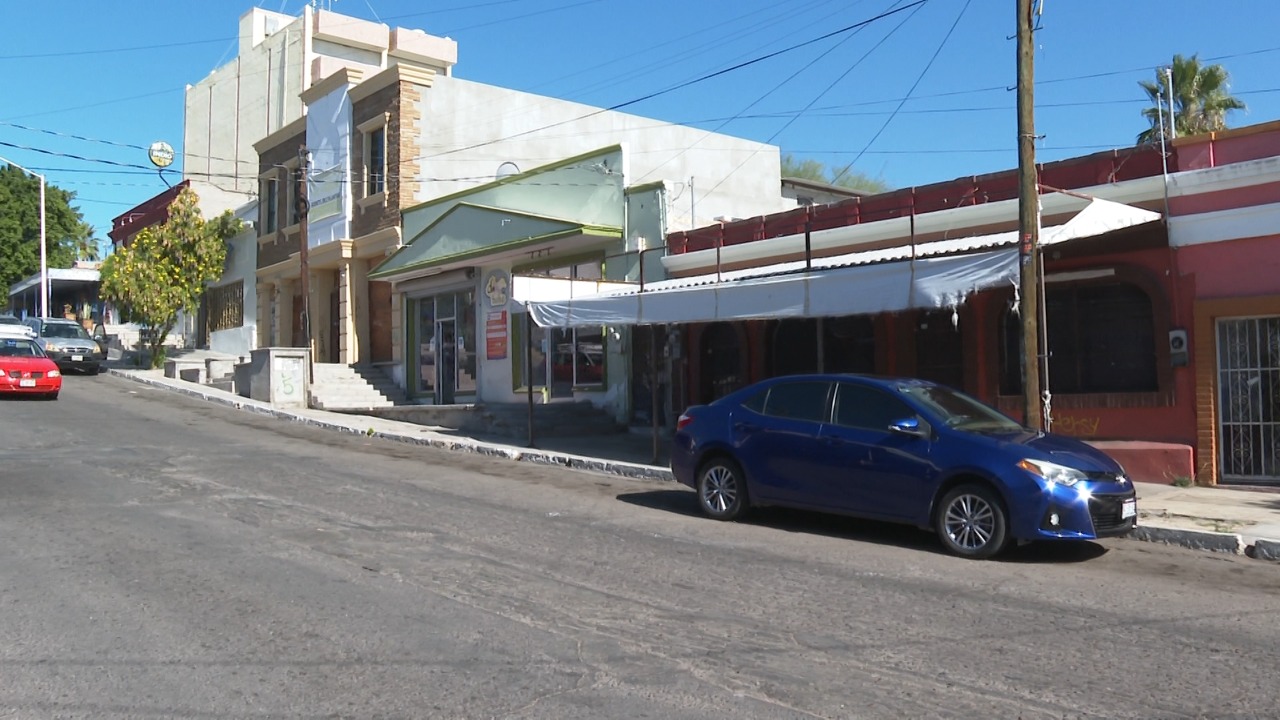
100, 187, 242, 368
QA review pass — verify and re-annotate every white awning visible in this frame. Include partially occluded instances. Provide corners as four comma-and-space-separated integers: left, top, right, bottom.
528, 198, 1161, 328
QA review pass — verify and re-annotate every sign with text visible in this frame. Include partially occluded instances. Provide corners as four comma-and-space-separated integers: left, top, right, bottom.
486, 310, 508, 360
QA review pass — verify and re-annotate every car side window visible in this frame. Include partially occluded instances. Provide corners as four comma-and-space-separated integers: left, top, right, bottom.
833, 382, 915, 431
761, 381, 832, 422
741, 390, 768, 414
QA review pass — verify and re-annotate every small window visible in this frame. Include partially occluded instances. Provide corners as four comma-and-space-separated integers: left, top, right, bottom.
833, 382, 913, 431
261, 177, 278, 234
761, 381, 831, 422
283, 166, 298, 226
366, 127, 386, 197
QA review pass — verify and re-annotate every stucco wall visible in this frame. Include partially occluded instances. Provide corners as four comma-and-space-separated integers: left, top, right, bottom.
209, 223, 259, 357
415, 77, 788, 231
185, 16, 307, 197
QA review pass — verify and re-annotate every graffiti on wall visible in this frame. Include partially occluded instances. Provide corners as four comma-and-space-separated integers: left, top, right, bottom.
1052, 415, 1101, 437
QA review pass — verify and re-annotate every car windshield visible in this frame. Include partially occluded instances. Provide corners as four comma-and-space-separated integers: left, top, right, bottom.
43, 323, 91, 339
0, 316, 24, 325
0, 338, 43, 357
897, 383, 1023, 433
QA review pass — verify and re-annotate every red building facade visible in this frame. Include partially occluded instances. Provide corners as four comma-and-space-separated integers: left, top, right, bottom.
663, 121, 1280, 486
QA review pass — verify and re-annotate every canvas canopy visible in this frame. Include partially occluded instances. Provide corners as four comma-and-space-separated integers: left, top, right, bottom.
527, 198, 1161, 328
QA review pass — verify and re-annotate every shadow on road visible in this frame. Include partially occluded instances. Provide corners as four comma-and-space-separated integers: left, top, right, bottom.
616, 489, 1110, 563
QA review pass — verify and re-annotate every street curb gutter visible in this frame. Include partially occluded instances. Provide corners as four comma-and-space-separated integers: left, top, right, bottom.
107, 369, 676, 484
1251, 539, 1280, 562
1128, 526, 1246, 555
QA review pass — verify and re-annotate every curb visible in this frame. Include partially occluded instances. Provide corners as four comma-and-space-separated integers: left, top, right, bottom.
1128, 525, 1246, 555
106, 368, 676, 484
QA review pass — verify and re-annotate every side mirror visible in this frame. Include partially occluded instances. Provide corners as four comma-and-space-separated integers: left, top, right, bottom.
889, 417, 929, 438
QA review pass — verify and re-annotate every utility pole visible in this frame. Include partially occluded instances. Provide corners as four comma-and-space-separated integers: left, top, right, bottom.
1016, 0, 1042, 430
297, 146, 313, 381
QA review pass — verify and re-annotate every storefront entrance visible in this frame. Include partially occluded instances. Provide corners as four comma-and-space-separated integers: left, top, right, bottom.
1217, 316, 1280, 483
414, 290, 476, 404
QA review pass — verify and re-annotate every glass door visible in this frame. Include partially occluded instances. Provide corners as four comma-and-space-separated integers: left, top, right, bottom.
437, 318, 457, 405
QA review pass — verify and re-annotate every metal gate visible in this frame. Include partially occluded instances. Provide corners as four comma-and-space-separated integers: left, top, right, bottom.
1217, 316, 1280, 483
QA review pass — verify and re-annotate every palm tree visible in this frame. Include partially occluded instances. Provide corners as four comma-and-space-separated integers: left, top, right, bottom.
1138, 54, 1246, 145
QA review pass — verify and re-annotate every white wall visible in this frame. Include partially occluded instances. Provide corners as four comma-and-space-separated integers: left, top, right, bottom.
209, 213, 259, 357
415, 77, 790, 233
185, 13, 308, 197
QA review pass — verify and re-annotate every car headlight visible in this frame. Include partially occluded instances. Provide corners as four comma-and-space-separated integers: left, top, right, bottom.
43, 341, 62, 352
48, 370, 61, 378
1018, 458, 1088, 487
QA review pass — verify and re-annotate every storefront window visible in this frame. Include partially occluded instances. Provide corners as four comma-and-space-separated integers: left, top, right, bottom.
1000, 280, 1157, 395
417, 298, 436, 397
457, 290, 477, 395
513, 315, 603, 391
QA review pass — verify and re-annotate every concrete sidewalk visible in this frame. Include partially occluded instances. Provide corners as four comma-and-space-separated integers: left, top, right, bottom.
102, 362, 1280, 562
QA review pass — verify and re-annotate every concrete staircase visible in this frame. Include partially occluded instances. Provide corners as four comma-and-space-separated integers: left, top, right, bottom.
308, 363, 408, 410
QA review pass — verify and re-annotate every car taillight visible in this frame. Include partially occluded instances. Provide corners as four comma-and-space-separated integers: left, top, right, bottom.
676, 411, 694, 431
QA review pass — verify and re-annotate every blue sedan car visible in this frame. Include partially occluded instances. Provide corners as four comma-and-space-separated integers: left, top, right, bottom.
671, 374, 1137, 558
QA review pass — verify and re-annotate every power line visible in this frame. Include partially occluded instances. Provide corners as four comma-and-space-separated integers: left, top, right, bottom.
832, 0, 973, 185
404, 0, 928, 168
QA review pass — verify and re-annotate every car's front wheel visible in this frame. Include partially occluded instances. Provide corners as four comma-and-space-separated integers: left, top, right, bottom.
696, 456, 749, 521
935, 484, 1009, 559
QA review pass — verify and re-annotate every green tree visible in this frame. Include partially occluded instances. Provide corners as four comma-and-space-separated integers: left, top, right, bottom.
781, 154, 890, 194
1138, 54, 1246, 145
99, 187, 241, 367
0, 164, 98, 295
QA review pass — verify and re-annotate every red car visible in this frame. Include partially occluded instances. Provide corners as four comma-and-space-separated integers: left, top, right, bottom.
0, 332, 62, 400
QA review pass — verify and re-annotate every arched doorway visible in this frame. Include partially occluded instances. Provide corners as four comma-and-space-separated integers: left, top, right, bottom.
772, 318, 819, 376
701, 322, 744, 403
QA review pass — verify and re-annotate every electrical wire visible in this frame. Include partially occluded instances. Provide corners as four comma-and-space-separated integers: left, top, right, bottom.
832, 0, 973, 185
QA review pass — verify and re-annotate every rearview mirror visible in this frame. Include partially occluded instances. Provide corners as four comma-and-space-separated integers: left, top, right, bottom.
889, 417, 929, 438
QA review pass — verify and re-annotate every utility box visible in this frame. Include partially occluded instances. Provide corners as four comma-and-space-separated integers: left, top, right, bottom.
243, 347, 310, 408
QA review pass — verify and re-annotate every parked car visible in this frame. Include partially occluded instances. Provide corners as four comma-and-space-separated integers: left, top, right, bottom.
0, 314, 36, 338
671, 374, 1137, 558
0, 326, 62, 399
23, 317, 107, 374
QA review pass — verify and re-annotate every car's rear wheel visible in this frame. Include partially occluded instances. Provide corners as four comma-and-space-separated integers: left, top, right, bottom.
43, 391, 58, 401
935, 484, 1009, 559
696, 456, 749, 521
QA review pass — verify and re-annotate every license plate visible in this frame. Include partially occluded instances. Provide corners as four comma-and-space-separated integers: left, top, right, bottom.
19, 379, 36, 387
71, 355, 83, 362
1121, 499, 1137, 519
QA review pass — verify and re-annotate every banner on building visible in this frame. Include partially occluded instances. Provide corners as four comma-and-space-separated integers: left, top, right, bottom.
486, 310, 508, 360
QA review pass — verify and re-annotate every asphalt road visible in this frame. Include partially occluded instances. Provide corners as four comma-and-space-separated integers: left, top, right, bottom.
3, 374, 1280, 719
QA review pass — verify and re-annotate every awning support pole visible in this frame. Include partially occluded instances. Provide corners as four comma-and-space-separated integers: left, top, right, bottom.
526, 312, 536, 448
651, 324, 662, 465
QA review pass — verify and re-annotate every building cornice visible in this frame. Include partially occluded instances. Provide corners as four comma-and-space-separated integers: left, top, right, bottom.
349, 64, 436, 104
253, 116, 307, 155
301, 66, 366, 105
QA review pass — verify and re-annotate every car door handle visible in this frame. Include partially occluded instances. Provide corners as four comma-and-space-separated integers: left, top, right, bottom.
733, 422, 759, 433
823, 437, 846, 446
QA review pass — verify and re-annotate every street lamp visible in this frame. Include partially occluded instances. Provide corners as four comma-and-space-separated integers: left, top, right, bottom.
0, 155, 48, 318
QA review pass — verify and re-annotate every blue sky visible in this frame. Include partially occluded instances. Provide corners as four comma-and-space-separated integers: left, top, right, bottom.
1, 0, 1276, 252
